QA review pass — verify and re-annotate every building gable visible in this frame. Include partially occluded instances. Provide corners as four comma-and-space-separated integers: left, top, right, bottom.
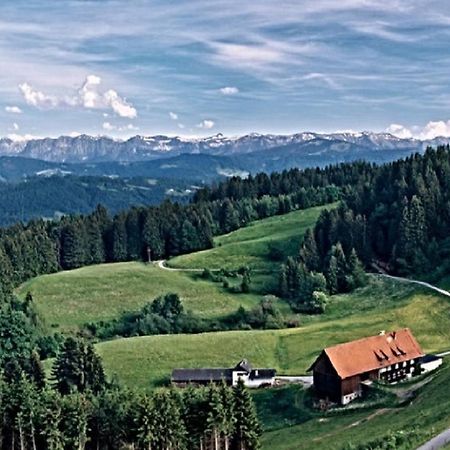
321, 328, 424, 379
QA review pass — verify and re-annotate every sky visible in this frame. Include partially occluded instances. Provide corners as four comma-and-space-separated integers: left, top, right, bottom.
1, 0, 450, 139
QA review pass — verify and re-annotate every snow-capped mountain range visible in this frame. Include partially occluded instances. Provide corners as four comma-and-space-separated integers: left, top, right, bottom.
1, 131, 448, 164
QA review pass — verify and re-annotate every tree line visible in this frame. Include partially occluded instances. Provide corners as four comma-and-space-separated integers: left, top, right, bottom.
0, 333, 262, 450
274, 145, 450, 310
296, 146, 450, 278
0, 183, 338, 294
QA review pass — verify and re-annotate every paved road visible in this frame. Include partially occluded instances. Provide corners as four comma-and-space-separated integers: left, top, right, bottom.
275, 376, 313, 386
416, 428, 450, 450
377, 274, 450, 298
156, 260, 202, 272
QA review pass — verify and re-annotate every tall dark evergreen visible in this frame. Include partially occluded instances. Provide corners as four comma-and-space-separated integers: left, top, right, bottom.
232, 379, 261, 450
52, 337, 106, 395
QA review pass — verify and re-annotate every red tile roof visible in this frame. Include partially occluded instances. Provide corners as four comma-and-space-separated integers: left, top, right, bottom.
315, 328, 424, 379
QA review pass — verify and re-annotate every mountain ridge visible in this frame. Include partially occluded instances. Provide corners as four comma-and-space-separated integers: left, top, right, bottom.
1, 131, 449, 164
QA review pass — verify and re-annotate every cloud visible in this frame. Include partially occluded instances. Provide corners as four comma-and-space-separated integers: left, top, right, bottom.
169, 111, 178, 120
7, 133, 40, 142
78, 75, 102, 108
219, 86, 239, 95
178, 123, 185, 129
103, 122, 139, 132
103, 89, 137, 119
18, 75, 137, 118
102, 121, 115, 131
5, 106, 22, 114
386, 123, 413, 139
12, 123, 19, 131
19, 83, 58, 108
197, 119, 215, 129
419, 120, 450, 139
386, 120, 450, 140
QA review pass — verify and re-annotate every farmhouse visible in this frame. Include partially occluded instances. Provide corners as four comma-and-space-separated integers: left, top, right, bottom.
172, 359, 276, 388
309, 328, 425, 405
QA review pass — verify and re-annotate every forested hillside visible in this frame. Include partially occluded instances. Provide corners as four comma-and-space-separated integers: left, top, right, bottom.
0, 175, 192, 226
199, 146, 450, 281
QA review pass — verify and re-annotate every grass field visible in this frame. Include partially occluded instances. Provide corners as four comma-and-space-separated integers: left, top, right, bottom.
22, 201, 450, 449
16, 263, 268, 330
90, 275, 450, 449
259, 362, 450, 450
168, 204, 334, 270
17, 204, 330, 330
92, 276, 450, 389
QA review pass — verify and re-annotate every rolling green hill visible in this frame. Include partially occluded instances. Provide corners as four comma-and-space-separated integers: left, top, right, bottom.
92, 276, 450, 389
17, 204, 330, 330
21, 202, 450, 450
168, 204, 335, 271
90, 276, 450, 449
17, 262, 265, 330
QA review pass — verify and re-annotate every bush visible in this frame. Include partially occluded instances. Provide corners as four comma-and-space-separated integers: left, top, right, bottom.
267, 242, 285, 261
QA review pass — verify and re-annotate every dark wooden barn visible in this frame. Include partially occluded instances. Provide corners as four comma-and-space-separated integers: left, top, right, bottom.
308, 328, 424, 404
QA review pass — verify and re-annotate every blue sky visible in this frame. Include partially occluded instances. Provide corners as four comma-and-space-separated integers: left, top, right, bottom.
1, 0, 450, 139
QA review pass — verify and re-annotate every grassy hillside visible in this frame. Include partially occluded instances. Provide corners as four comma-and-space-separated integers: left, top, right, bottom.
90, 276, 450, 449
17, 204, 330, 330
17, 263, 266, 330
93, 276, 450, 390
260, 362, 450, 450
168, 204, 334, 271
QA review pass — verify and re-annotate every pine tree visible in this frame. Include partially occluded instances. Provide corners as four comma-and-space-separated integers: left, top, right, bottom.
346, 249, 367, 290
52, 337, 106, 395
299, 228, 320, 271
142, 211, 164, 260
135, 393, 156, 450
60, 220, 87, 270
111, 214, 128, 262
39, 390, 65, 450
206, 384, 227, 450
326, 255, 338, 295
152, 390, 186, 450
220, 199, 240, 233
232, 379, 261, 450
278, 265, 289, 298
126, 208, 141, 260
61, 394, 90, 450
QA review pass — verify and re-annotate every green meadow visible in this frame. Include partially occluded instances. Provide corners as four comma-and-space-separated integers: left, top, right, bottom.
168, 204, 334, 271
22, 201, 450, 450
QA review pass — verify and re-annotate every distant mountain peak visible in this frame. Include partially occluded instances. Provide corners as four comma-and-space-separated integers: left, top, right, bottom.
0, 131, 449, 163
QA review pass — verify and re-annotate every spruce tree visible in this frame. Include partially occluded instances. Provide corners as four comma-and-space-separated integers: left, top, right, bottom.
52, 337, 106, 395
152, 390, 187, 450
206, 384, 227, 450
39, 390, 65, 450
326, 254, 339, 295
135, 393, 156, 450
346, 249, 367, 290
232, 379, 261, 450
299, 228, 320, 271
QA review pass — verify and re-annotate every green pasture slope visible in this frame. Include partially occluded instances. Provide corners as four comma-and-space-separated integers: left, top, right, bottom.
95, 276, 450, 389
16, 262, 264, 330
93, 276, 450, 449
168, 204, 335, 271
17, 204, 330, 330
260, 360, 450, 450
21, 200, 450, 449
